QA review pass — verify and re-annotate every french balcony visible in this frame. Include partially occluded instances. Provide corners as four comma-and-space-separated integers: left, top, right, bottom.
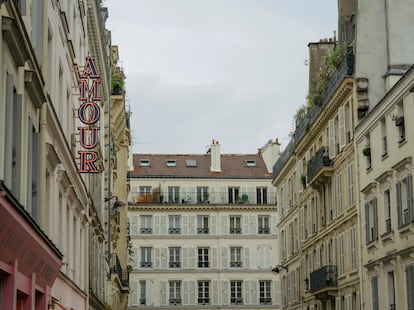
307, 147, 333, 188
309, 265, 338, 300
109, 253, 129, 289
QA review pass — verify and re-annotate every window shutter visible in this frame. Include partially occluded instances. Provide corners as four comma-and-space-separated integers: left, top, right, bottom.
130, 281, 138, 305
183, 215, 189, 235
221, 247, 228, 268
251, 280, 257, 305
316, 246, 320, 268
154, 215, 160, 234
365, 203, 370, 243
348, 99, 353, 140
250, 215, 257, 234
147, 280, 153, 305
408, 174, 413, 222
301, 207, 305, 240
154, 248, 161, 269
339, 106, 346, 149
243, 215, 249, 235
189, 247, 196, 268
335, 297, 341, 310
212, 280, 219, 305
273, 280, 281, 305
189, 280, 196, 305
132, 247, 138, 269
244, 247, 250, 268
356, 290, 360, 310
188, 186, 196, 203
211, 214, 217, 235
221, 215, 228, 235
271, 215, 278, 235
332, 237, 337, 264
222, 280, 229, 305
131, 215, 139, 235
161, 247, 167, 269
183, 247, 188, 268
160, 281, 167, 306
328, 119, 336, 158
212, 247, 218, 268
332, 177, 337, 219
297, 160, 303, 192
244, 280, 251, 304
160, 215, 167, 235
189, 215, 196, 234
264, 246, 271, 269
406, 265, 414, 309
397, 181, 402, 227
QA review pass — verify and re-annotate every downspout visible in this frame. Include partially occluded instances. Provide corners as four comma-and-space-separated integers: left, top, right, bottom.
39, 0, 48, 230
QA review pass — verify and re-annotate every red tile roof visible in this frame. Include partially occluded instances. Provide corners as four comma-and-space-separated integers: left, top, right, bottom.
130, 153, 272, 179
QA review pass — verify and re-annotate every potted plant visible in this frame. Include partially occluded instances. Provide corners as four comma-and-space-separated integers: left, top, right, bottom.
362, 145, 371, 156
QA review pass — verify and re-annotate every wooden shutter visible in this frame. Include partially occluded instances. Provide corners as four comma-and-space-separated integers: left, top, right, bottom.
244, 280, 251, 304
221, 247, 228, 268
273, 279, 281, 305
189, 215, 196, 234
211, 247, 218, 268
244, 247, 250, 268
147, 280, 153, 305
161, 247, 167, 269
211, 214, 217, 235
222, 280, 229, 305
189, 247, 196, 268
373, 198, 378, 240
406, 265, 414, 309
183, 247, 188, 268
408, 175, 413, 222
154, 215, 160, 234
243, 215, 249, 235
372, 276, 379, 310
160, 281, 168, 306
212, 280, 219, 305
222, 215, 228, 235
130, 281, 138, 305
397, 181, 402, 227
160, 215, 167, 235
131, 215, 139, 235
365, 202, 370, 243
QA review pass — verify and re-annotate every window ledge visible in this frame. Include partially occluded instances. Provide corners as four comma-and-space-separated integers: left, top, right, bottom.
380, 230, 394, 244
398, 222, 414, 237
367, 240, 378, 253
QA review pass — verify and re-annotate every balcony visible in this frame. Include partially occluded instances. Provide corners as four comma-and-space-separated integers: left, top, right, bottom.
310, 265, 338, 299
133, 191, 277, 205
198, 298, 210, 305
230, 261, 242, 267
259, 297, 272, 305
169, 298, 182, 305
307, 147, 333, 188
109, 253, 129, 289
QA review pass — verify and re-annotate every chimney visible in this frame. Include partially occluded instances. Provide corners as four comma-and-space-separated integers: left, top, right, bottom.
307, 40, 335, 95
210, 140, 221, 172
260, 138, 281, 173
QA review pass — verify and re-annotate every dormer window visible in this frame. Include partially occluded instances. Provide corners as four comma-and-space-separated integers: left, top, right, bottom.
186, 159, 197, 167
246, 160, 256, 167
140, 159, 150, 167
166, 159, 176, 167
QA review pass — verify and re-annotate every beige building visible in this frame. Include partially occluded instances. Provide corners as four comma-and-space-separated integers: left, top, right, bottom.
127, 140, 281, 309
105, 45, 132, 309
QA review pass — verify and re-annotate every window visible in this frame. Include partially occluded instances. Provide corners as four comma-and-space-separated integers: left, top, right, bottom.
336, 173, 343, 215
229, 216, 241, 234
230, 247, 242, 267
258, 216, 270, 234
371, 276, 379, 310
396, 175, 413, 227
139, 186, 152, 203
169, 215, 181, 234
169, 281, 182, 305
381, 118, 388, 156
245, 160, 256, 167
140, 216, 152, 234
406, 265, 414, 310
228, 187, 239, 204
166, 159, 176, 167
139, 159, 150, 167
339, 233, 345, 275
365, 198, 378, 243
384, 189, 392, 232
257, 187, 268, 204
168, 186, 180, 203
395, 102, 405, 142
198, 248, 209, 268
197, 215, 209, 234
387, 271, 395, 310
186, 159, 197, 167
230, 281, 243, 305
140, 280, 146, 305
198, 281, 210, 305
169, 247, 181, 268
140, 247, 152, 268
197, 187, 209, 203
259, 281, 271, 304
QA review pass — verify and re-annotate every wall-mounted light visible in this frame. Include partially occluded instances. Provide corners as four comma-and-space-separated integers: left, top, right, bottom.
271, 265, 288, 273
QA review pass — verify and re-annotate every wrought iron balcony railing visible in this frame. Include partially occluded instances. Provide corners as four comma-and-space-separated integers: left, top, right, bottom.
307, 146, 333, 183
132, 191, 276, 205
310, 265, 338, 292
110, 253, 129, 288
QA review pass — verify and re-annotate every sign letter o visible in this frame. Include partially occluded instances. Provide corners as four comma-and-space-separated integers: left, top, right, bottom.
78, 101, 101, 124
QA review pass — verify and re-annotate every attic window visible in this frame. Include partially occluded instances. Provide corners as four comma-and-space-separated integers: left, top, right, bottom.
166, 159, 176, 167
139, 159, 150, 167
246, 160, 256, 167
186, 159, 197, 167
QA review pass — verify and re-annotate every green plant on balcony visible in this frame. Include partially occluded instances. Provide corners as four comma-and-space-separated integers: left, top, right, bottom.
362, 145, 371, 157
111, 71, 124, 94
327, 46, 345, 74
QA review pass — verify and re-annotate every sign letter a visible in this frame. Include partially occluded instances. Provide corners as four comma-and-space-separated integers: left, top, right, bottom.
81, 56, 100, 78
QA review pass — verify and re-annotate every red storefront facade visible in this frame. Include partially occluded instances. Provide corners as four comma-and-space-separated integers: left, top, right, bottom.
0, 186, 63, 309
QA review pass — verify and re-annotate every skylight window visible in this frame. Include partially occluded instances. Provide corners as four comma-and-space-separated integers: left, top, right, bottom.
139, 159, 150, 167
246, 160, 256, 167
186, 159, 197, 167
166, 159, 177, 167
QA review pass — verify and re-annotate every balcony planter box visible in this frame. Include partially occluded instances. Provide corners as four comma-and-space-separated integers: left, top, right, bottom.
394, 116, 404, 127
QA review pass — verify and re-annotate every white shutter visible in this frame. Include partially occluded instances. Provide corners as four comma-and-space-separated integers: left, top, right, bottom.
222, 215, 228, 235
189, 280, 196, 305
335, 297, 341, 309
146, 280, 153, 305
130, 281, 138, 305
251, 280, 257, 305
183, 215, 189, 235
329, 119, 336, 158
189, 247, 196, 269
271, 215, 278, 235
154, 215, 160, 234
339, 106, 346, 149
273, 279, 281, 305
348, 99, 353, 141
244, 247, 250, 268
248, 186, 256, 203
221, 247, 228, 268
316, 246, 320, 268
222, 280, 229, 305
160, 215, 167, 235
183, 281, 189, 305
131, 215, 139, 235
211, 214, 217, 235
161, 247, 167, 269
250, 215, 257, 235
212, 247, 218, 268
244, 280, 251, 304
189, 215, 196, 234
243, 215, 250, 235
264, 246, 271, 269
212, 280, 219, 305
297, 160, 303, 192
258, 246, 265, 268
132, 247, 138, 269
183, 247, 188, 268
301, 207, 305, 240
154, 248, 161, 269
188, 186, 196, 203
160, 281, 168, 306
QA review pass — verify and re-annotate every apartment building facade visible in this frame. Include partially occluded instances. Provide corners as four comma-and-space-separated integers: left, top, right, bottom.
0, 0, 121, 308
127, 140, 281, 309
273, 40, 359, 309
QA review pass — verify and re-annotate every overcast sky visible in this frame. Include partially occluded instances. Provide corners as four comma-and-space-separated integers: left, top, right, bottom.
105, 0, 338, 154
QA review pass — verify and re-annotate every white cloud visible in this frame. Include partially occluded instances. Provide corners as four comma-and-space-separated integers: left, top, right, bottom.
106, 0, 338, 153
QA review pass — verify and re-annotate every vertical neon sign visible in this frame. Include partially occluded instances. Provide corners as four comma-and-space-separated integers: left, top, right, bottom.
77, 56, 101, 173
